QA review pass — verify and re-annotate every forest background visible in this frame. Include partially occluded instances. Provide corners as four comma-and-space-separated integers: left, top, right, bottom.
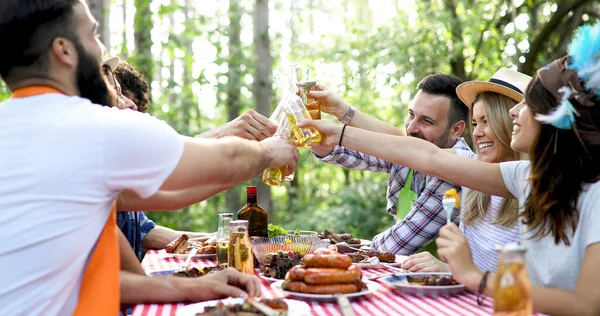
2, 0, 598, 239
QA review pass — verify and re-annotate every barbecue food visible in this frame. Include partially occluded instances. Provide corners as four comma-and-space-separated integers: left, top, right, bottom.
165, 234, 189, 253
282, 251, 366, 295
407, 275, 459, 286
284, 281, 366, 294
165, 235, 217, 255
303, 253, 352, 269
198, 299, 288, 315
318, 230, 361, 245
348, 251, 396, 263
172, 265, 226, 278
261, 251, 303, 279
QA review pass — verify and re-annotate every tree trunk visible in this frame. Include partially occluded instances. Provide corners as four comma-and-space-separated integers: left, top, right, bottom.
253, 0, 273, 217
225, 0, 243, 213
133, 0, 154, 98
443, 0, 466, 80
88, 0, 110, 48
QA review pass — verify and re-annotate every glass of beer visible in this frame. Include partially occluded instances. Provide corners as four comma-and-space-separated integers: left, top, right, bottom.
228, 220, 255, 275
297, 81, 320, 119
262, 116, 292, 186
493, 244, 532, 315
216, 213, 233, 266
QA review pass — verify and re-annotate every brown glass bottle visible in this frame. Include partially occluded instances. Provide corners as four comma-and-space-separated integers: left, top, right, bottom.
237, 186, 268, 238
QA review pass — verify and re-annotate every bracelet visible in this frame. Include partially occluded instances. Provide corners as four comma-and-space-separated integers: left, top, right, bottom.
339, 104, 355, 125
338, 124, 347, 147
477, 271, 490, 306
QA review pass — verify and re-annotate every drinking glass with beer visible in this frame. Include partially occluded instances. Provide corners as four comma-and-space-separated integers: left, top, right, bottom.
228, 220, 255, 275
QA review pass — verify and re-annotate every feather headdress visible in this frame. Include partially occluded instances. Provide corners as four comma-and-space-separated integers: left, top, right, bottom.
535, 22, 600, 129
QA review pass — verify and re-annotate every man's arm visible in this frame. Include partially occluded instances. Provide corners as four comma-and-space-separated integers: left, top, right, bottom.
309, 83, 405, 136
313, 144, 395, 174
198, 109, 277, 141
371, 177, 461, 255
141, 225, 211, 250
118, 229, 146, 275
117, 184, 231, 211
120, 268, 262, 304
160, 136, 297, 192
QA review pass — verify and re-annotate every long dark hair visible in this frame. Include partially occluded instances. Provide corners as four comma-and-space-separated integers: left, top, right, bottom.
523, 76, 600, 245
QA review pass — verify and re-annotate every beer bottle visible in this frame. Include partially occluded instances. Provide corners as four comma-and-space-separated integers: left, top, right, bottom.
237, 186, 268, 238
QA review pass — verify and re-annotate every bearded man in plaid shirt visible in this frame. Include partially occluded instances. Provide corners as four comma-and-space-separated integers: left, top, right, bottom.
310, 74, 472, 255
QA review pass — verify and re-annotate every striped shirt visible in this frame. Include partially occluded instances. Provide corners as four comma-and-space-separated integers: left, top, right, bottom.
456, 149, 520, 272
319, 138, 472, 255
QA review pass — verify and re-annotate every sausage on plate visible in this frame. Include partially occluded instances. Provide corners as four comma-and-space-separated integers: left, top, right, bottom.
283, 281, 363, 294
165, 234, 189, 253
304, 266, 361, 285
303, 254, 352, 269
286, 266, 306, 281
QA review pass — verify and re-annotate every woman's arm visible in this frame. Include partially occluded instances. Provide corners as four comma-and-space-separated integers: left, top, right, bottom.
300, 119, 513, 198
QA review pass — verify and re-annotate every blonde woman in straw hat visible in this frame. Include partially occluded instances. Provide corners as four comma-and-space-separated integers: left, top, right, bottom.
400, 68, 531, 274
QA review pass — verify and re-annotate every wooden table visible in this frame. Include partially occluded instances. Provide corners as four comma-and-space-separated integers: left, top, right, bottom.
133, 250, 499, 316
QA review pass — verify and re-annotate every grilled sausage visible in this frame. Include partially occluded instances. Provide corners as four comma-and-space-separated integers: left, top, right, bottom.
286, 266, 306, 281
174, 240, 190, 254
165, 234, 189, 253
303, 254, 352, 269
284, 281, 363, 294
304, 266, 361, 285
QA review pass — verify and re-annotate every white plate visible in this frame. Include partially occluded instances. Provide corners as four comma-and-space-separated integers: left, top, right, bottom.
158, 249, 216, 260
259, 273, 283, 283
147, 269, 176, 277
271, 280, 380, 302
176, 297, 311, 316
378, 272, 465, 296
352, 254, 408, 269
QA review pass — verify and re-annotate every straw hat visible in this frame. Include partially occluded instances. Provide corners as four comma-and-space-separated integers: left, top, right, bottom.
457, 68, 532, 108
102, 56, 120, 72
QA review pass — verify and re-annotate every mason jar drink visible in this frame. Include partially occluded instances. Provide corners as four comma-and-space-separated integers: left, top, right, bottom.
228, 220, 255, 274
493, 244, 532, 316
216, 213, 233, 265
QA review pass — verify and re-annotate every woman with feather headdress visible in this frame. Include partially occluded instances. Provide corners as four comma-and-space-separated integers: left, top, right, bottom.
299, 22, 600, 315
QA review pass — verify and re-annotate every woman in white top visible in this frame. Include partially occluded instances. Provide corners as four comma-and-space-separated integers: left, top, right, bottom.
301, 23, 600, 315
402, 68, 529, 274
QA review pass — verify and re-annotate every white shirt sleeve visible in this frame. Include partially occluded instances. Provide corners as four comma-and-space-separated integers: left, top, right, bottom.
99, 108, 185, 198
582, 184, 600, 247
499, 160, 530, 200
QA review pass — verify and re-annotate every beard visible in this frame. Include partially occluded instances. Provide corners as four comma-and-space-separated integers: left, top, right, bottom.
75, 43, 116, 107
408, 128, 454, 148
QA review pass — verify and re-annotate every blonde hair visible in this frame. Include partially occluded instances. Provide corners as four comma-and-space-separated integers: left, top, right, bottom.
462, 92, 525, 226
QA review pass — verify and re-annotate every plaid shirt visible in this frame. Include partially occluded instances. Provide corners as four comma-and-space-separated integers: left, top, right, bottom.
117, 211, 156, 261
320, 138, 472, 255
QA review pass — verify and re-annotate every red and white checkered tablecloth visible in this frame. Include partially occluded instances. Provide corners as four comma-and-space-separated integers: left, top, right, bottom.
133, 250, 497, 316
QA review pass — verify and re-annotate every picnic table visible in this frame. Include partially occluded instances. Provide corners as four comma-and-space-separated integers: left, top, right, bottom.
132, 250, 504, 316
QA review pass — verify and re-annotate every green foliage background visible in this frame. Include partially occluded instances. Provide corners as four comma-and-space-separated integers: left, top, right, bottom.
1, 0, 597, 240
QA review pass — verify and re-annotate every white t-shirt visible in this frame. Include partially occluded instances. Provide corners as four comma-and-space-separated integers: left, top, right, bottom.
500, 160, 600, 291
455, 150, 520, 272
0, 93, 184, 315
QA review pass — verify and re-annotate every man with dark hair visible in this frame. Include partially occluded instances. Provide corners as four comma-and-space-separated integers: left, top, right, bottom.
114, 60, 150, 112
310, 73, 471, 256
0, 1, 298, 314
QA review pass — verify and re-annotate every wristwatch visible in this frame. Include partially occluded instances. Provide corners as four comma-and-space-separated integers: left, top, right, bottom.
339, 104, 355, 125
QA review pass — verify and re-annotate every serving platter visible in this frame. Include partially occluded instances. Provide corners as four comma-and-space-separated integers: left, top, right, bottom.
271, 280, 380, 302
176, 297, 311, 316
378, 272, 465, 296
352, 254, 408, 269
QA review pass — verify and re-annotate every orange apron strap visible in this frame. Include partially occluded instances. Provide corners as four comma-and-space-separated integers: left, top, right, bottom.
11, 86, 65, 98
